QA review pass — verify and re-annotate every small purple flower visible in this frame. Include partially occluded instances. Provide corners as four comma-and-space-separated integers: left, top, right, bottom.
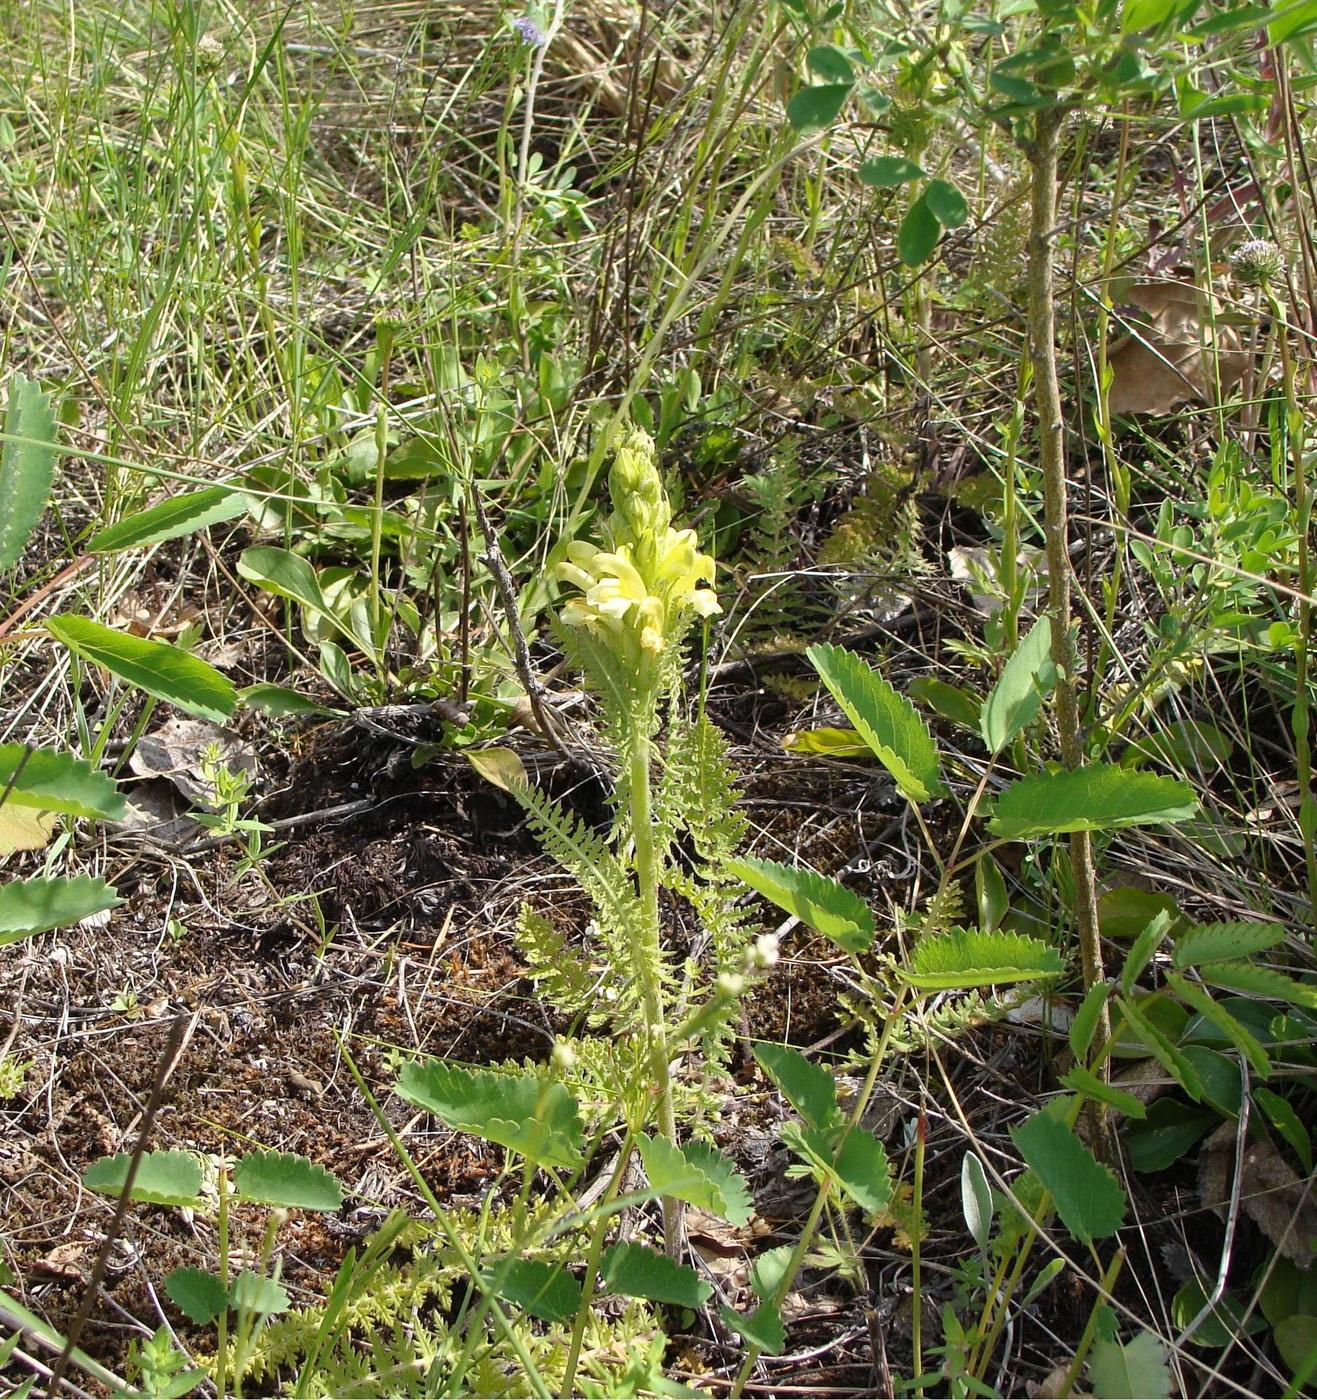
511, 15, 547, 47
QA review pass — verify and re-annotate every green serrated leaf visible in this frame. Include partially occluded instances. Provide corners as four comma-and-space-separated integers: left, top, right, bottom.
46, 616, 237, 724
1122, 910, 1172, 997
88, 486, 246, 553
1088, 1330, 1171, 1399
720, 1302, 785, 1354
0, 746, 125, 821
806, 644, 944, 802
233, 1151, 343, 1212
82, 1151, 203, 1209
753, 1043, 840, 1131
989, 765, 1196, 839
1069, 981, 1113, 1062
164, 1268, 228, 1325
898, 190, 941, 267
0, 375, 58, 572
601, 1243, 711, 1308
1200, 960, 1317, 1010
396, 1060, 583, 1168
1166, 973, 1271, 1077
729, 855, 874, 953
900, 928, 1064, 990
228, 1270, 290, 1317
1060, 1064, 1147, 1119
0, 875, 121, 944
981, 616, 1054, 752
786, 1124, 892, 1215
1116, 995, 1205, 1100
1010, 1110, 1126, 1242
1172, 922, 1287, 968
636, 1134, 753, 1225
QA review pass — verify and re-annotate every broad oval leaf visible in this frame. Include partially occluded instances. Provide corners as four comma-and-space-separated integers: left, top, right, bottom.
806, 44, 854, 83
636, 1134, 753, 1225
88, 486, 246, 553
908, 676, 982, 732
237, 546, 329, 617
1010, 1109, 1126, 1242
898, 190, 941, 267
900, 928, 1063, 990
780, 726, 871, 758
786, 83, 851, 133
396, 1059, 583, 1168
806, 643, 944, 802
46, 616, 237, 724
859, 155, 924, 187
165, 1268, 228, 1325
0, 875, 120, 944
233, 1150, 343, 1212
961, 1152, 994, 1254
488, 1258, 580, 1323
926, 177, 969, 228
239, 683, 343, 718
728, 855, 874, 953
753, 1043, 840, 1131
1123, 1098, 1216, 1172
82, 1150, 204, 1209
0, 374, 57, 572
989, 765, 1196, 839
601, 1242, 711, 1308
980, 615, 1054, 753
228, 1270, 290, 1317
0, 745, 125, 820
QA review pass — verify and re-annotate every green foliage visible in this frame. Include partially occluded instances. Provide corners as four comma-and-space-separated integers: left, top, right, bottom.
233, 1151, 344, 1212
806, 643, 945, 802
0, 745, 126, 820
600, 1243, 711, 1308
1088, 1331, 1172, 1399
980, 616, 1054, 753
635, 1135, 753, 1225
0, 875, 121, 944
0, 374, 58, 572
752, 1044, 840, 1132
46, 615, 237, 724
989, 765, 1197, 838
901, 928, 1064, 990
165, 1269, 229, 1325
1010, 1109, 1126, 1243
729, 855, 874, 953
89, 485, 246, 553
395, 1059, 584, 1169
82, 1150, 204, 1209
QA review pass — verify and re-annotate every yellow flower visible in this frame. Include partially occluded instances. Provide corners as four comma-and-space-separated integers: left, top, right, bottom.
555, 431, 720, 659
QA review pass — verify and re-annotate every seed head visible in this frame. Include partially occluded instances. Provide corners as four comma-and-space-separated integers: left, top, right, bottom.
1230, 238, 1285, 289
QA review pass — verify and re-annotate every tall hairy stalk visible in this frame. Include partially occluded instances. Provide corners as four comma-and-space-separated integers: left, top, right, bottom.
1024, 110, 1108, 1050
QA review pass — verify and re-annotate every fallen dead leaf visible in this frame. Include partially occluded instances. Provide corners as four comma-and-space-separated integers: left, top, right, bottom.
1108, 280, 1250, 415
128, 717, 257, 807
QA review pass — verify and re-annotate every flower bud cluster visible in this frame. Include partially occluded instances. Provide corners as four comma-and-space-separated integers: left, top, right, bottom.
555, 427, 720, 665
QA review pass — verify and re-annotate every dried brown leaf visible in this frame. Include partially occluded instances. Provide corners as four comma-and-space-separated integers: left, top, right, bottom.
1108, 280, 1249, 415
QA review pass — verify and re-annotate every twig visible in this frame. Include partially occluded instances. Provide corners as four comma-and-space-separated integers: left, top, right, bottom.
469, 486, 575, 761
44, 1014, 196, 1399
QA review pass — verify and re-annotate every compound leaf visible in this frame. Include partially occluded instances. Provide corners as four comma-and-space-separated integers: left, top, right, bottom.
729, 855, 873, 953
990, 765, 1196, 839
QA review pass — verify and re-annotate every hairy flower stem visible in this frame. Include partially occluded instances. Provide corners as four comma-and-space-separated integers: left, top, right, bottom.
628, 728, 681, 1257
1025, 112, 1110, 1071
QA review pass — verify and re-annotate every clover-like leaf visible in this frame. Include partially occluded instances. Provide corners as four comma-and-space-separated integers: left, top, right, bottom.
637, 1134, 753, 1225
82, 1151, 204, 1209
396, 1059, 583, 1169
233, 1151, 343, 1212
